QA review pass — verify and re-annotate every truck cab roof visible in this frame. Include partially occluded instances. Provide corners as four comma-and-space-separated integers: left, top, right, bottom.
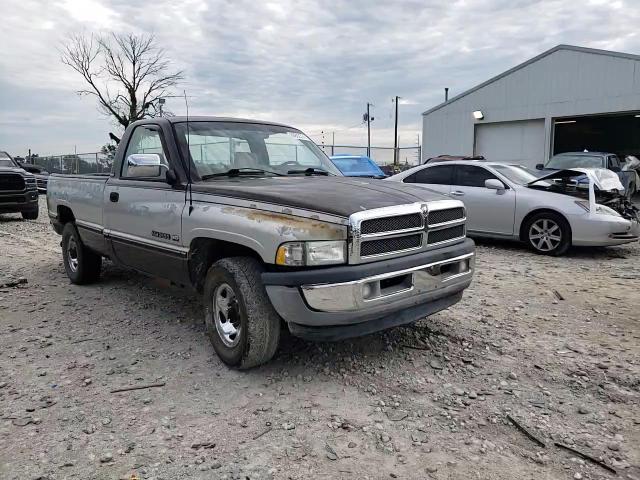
139, 116, 294, 129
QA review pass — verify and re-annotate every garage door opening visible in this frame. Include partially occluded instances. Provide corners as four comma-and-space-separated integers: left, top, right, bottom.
553, 112, 640, 158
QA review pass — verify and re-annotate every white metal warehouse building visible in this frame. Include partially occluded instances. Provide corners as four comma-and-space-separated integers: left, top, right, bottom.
421, 45, 640, 168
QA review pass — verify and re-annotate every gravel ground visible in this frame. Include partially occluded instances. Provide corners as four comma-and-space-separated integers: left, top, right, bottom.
1, 196, 639, 480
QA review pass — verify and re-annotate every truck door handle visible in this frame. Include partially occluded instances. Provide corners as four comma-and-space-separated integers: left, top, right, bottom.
451, 191, 465, 196
110, 192, 119, 202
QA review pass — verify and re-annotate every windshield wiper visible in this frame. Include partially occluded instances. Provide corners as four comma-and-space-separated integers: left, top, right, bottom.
201, 168, 284, 180
287, 167, 332, 176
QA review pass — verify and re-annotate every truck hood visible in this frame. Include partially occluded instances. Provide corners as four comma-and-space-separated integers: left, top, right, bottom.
192, 176, 447, 217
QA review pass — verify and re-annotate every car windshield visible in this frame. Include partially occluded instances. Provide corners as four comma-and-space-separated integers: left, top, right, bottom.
331, 156, 384, 176
546, 154, 604, 169
492, 165, 539, 185
174, 122, 341, 178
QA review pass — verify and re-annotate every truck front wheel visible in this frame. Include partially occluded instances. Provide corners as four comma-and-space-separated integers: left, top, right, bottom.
61, 223, 102, 284
21, 209, 39, 220
203, 257, 281, 369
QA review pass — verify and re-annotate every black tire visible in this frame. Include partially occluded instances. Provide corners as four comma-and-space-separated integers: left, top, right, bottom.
21, 210, 38, 220
61, 223, 102, 284
523, 211, 571, 256
203, 257, 281, 369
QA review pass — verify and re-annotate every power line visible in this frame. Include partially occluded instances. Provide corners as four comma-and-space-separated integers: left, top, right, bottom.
305, 121, 365, 137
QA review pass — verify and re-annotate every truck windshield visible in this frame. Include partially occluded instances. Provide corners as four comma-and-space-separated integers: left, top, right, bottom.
174, 122, 341, 178
0, 152, 17, 168
546, 154, 604, 169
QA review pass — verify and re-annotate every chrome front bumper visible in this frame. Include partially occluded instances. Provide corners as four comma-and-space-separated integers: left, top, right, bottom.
301, 252, 474, 312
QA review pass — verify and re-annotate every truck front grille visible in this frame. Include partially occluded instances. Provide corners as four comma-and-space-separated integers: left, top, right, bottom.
361, 213, 423, 234
348, 201, 467, 264
0, 174, 25, 191
428, 207, 464, 226
427, 225, 465, 245
361, 234, 423, 257
0, 195, 26, 203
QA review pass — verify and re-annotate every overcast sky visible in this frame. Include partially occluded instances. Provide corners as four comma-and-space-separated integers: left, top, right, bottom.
1, 0, 639, 156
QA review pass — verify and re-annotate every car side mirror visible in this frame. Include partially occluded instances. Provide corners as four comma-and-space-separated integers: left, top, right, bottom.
535, 163, 544, 170
126, 154, 162, 178
485, 178, 506, 191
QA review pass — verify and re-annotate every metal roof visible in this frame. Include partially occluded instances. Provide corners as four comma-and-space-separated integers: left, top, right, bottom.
422, 44, 640, 116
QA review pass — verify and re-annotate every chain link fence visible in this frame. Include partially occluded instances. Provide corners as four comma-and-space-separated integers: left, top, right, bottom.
30, 144, 419, 175
318, 145, 421, 167
31, 153, 113, 175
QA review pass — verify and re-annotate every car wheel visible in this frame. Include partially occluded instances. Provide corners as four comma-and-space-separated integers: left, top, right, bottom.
523, 212, 571, 256
21, 210, 38, 220
61, 223, 102, 284
203, 257, 281, 369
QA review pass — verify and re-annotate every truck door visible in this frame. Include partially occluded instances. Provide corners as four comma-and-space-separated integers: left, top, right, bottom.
103, 124, 189, 284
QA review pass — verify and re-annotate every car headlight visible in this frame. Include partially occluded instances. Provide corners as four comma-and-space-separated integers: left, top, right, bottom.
276, 240, 346, 266
575, 200, 621, 217
595, 204, 622, 217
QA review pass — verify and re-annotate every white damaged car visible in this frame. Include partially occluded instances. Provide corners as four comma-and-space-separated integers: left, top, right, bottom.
387, 160, 639, 255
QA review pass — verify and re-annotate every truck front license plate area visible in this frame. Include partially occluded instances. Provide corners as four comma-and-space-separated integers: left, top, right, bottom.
301, 253, 474, 313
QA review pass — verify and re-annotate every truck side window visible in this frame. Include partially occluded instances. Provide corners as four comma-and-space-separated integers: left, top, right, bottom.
608, 156, 620, 170
122, 126, 168, 178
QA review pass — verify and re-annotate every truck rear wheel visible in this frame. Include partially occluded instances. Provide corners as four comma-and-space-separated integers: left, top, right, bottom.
203, 257, 281, 369
61, 223, 102, 284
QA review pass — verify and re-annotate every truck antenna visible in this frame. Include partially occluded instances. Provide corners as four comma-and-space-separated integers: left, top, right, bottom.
184, 90, 194, 215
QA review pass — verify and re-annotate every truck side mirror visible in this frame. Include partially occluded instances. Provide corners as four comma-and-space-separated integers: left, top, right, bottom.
165, 169, 178, 185
126, 154, 162, 178
535, 163, 544, 170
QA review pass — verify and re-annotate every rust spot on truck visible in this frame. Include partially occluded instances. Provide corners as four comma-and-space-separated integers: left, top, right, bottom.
221, 206, 344, 239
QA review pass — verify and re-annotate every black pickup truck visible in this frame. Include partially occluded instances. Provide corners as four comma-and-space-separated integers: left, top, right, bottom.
0, 151, 39, 219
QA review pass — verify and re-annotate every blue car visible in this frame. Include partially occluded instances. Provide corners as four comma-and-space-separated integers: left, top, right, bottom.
329, 154, 386, 178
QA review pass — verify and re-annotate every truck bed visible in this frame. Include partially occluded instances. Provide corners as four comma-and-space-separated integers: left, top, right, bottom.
47, 173, 109, 228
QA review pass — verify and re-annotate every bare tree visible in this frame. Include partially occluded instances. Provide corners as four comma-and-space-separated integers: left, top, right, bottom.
61, 33, 183, 142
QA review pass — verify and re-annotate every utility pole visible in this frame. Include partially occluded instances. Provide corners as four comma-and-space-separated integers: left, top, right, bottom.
159, 98, 165, 117
364, 103, 374, 157
393, 96, 400, 166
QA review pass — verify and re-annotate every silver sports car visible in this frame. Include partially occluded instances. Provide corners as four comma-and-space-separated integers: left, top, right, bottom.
387, 160, 639, 255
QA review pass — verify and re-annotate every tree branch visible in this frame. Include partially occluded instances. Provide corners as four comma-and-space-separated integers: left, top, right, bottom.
61, 32, 182, 130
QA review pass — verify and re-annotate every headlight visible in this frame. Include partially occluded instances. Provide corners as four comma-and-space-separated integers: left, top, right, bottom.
574, 200, 621, 217
276, 240, 346, 266
595, 204, 621, 217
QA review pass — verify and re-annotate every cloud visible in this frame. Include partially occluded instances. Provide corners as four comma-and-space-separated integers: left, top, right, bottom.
1, 0, 639, 155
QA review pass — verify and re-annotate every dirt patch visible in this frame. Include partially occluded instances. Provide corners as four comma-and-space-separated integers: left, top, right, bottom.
0, 197, 638, 479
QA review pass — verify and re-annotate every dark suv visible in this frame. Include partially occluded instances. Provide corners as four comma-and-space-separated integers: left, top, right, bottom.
0, 151, 39, 219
